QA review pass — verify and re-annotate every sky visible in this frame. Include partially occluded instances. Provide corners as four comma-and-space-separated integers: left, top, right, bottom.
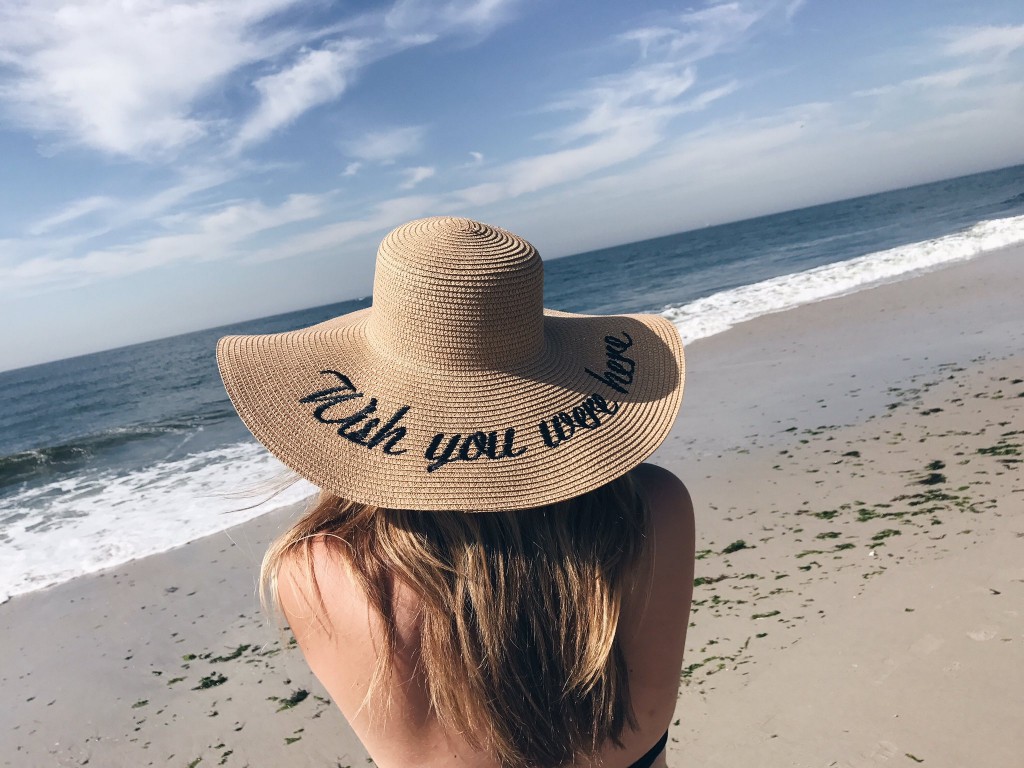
1, 0, 1023, 371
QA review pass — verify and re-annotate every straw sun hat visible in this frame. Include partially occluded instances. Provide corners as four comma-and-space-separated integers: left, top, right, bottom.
217, 216, 684, 511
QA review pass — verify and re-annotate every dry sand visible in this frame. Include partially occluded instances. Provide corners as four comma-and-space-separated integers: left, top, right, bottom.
2, 247, 1021, 768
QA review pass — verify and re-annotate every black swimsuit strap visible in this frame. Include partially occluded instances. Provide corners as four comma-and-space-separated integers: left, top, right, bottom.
628, 730, 669, 768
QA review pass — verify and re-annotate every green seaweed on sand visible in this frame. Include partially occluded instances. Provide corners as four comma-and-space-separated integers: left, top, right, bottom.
815, 531, 841, 539
796, 549, 825, 558
681, 654, 736, 679
693, 574, 730, 587
978, 442, 1021, 457
905, 754, 924, 763
131, 699, 148, 709
872, 528, 902, 541
167, 677, 185, 685
285, 736, 302, 745
721, 540, 751, 554
814, 509, 839, 520
273, 689, 309, 712
680, 661, 704, 680
917, 472, 946, 486
192, 672, 228, 690
210, 644, 251, 663
891, 487, 978, 515
752, 610, 780, 620
187, 759, 202, 768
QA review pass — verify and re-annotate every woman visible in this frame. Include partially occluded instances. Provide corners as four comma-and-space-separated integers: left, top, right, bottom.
218, 217, 695, 767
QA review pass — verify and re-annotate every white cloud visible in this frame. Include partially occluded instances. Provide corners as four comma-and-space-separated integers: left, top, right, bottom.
28, 195, 115, 236
343, 162, 363, 176
385, 0, 518, 39
126, 166, 239, 222
0, 0, 521, 160
620, 27, 677, 60
245, 194, 439, 264
853, 66, 990, 98
399, 166, 436, 189
852, 24, 1024, 103
2, 193, 325, 292
621, 2, 764, 65
0, 0, 305, 157
943, 24, 1024, 58
456, 122, 662, 207
914, 68, 978, 89
453, 5, 757, 207
686, 80, 741, 110
469, 151, 484, 164
785, 0, 807, 21
559, 2, 786, 144
233, 39, 370, 151
511, 71, 1024, 257
347, 126, 425, 163
8, 166, 239, 271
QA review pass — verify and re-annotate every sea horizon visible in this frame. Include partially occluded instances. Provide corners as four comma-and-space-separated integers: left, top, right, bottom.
6, 162, 1023, 376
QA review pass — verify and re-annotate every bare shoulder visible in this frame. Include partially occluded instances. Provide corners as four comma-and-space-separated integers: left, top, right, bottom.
275, 544, 314, 619
619, 463, 695, 703
275, 538, 367, 643
632, 463, 695, 544
628, 464, 696, 638
274, 539, 387, 723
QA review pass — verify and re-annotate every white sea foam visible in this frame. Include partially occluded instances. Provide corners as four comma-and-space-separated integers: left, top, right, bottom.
0, 443, 315, 602
662, 213, 1024, 344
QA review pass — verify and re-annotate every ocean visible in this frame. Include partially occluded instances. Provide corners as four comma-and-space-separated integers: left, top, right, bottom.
3, 164, 1024, 602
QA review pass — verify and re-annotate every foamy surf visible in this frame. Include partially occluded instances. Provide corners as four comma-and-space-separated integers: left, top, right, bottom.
662, 213, 1024, 343
0, 442, 315, 603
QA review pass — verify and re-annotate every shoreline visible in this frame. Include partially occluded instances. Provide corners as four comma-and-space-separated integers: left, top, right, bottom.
4, 241, 1019, 606
5, 242, 1021, 605
2, 245, 1022, 767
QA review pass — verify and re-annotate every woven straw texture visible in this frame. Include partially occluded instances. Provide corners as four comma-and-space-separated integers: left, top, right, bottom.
217, 217, 684, 511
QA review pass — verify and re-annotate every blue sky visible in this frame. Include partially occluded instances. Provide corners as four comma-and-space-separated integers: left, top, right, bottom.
1, 0, 1023, 371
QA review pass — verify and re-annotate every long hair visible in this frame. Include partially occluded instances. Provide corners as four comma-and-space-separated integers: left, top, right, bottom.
261, 472, 650, 768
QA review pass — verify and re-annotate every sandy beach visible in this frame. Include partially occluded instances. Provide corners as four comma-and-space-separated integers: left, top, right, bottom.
2, 247, 1021, 768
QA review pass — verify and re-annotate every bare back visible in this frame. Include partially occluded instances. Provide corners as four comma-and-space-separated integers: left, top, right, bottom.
278, 464, 695, 768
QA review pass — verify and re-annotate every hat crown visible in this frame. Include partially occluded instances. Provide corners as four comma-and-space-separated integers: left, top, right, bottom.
367, 217, 545, 370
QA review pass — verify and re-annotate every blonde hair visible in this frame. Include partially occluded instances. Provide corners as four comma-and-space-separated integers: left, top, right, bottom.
261, 472, 649, 767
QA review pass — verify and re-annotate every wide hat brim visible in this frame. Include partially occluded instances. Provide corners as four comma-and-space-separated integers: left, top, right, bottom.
217, 308, 684, 511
